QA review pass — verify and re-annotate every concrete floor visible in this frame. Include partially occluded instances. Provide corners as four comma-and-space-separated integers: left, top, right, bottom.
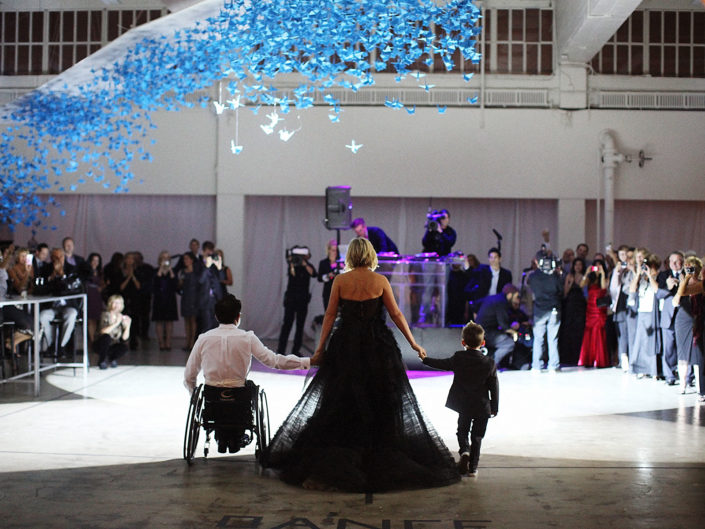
1, 339, 704, 529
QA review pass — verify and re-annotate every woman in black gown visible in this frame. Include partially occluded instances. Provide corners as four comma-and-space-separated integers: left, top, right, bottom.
559, 257, 587, 365
264, 238, 460, 492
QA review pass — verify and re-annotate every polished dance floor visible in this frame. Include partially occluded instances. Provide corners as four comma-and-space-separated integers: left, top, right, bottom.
1, 341, 704, 529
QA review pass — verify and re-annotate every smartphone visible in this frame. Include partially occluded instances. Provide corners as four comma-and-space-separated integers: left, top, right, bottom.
26, 253, 33, 266
591, 265, 598, 272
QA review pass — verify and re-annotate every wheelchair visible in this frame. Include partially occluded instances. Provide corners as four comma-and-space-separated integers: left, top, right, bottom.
183, 380, 270, 464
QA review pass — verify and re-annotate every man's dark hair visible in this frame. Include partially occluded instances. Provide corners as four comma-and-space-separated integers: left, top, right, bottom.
36, 243, 48, 252
350, 217, 366, 229
202, 240, 215, 252
577, 243, 589, 252
462, 321, 485, 349
440, 208, 450, 217
62, 236, 74, 246
215, 294, 242, 324
488, 247, 501, 258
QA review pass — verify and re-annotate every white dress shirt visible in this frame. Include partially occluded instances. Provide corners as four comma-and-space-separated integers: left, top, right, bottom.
184, 324, 310, 393
489, 267, 500, 296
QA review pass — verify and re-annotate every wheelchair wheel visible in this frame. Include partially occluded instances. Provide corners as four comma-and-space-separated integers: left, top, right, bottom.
255, 388, 270, 461
183, 384, 204, 463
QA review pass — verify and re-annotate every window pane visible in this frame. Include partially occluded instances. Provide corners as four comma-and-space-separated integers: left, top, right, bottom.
540, 44, 552, 74
49, 12, 61, 42
693, 47, 704, 76
541, 10, 552, 41
511, 43, 523, 73
678, 46, 691, 76
31, 12, 44, 43
63, 11, 75, 42
664, 12, 676, 43
62, 44, 73, 70
648, 11, 661, 42
484, 9, 491, 41
135, 10, 148, 27
149, 10, 162, 21
616, 20, 629, 42
602, 46, 614, 73
108, 11, 120, 41
48, 44, 60, 73
31, 45, 43, 73
591, 55, 600, 73
694, 13, 705, 44
75, 44, 88, 64
631, 46, 643, 75
17, 45, 29, 74
649, 45, 661, 75
5, 12, 17, 42
3, 46, 16, 74
496, 43, 509, 71
663, 45, 676, 76
525, 9, 539, 42
631, 11, 643, 43
526, 43, 538, 72
617, 45, 629, 74
77, 11, 88, 41
497, 10, 508, 41
512, 10, 523, 41
90, 44, 101, 54
678, 12, 691, 44
18, 12, 30, 43
122, 11, 134, 33
90, 11, 102, 42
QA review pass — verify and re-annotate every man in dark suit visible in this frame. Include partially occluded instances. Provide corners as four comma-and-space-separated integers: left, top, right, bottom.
475, 284, 521, 367
350, 217, 399, 254
656, 251, 684, 385
419, 321, 499, 477
464, 247, 512, 316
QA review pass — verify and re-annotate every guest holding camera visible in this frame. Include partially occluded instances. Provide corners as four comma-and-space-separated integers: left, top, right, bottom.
317, 240, 341, 311
277, 246, 317, 357
578, 260, 610, 368
628, 253, 662, 378
422, 209, 456, 256
559, 257, 586, 366
672, 257, 704, 400
528, 252, 563, 372
608, 245, 636, 371
656, 251, 684, 385
152, 251, 179, 351
7, 247, 34, 296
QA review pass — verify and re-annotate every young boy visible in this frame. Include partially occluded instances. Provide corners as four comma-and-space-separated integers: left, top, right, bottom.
418, 321, 499, 476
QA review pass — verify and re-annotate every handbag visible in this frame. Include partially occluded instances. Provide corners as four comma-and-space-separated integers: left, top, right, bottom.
596, 294, 612, 308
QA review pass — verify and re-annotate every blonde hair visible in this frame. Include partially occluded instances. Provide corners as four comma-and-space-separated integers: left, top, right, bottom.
344, 237, 378, 271
107, 295, 125, 312
685, 256, 703, 276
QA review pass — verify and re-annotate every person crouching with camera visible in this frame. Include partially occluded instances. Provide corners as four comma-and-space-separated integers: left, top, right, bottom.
277, 246, 317, 357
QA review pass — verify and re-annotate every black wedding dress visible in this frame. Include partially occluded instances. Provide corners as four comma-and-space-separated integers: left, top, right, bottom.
263, 296, 461, 492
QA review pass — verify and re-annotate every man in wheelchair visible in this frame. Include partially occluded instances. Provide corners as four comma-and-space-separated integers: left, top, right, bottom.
184, 294, 310, 453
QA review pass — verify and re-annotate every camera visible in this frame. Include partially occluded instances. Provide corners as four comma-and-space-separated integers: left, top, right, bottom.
641, 262, 649, 273
620, 261, 627, 267
536, 248, 560, 274
286, 246, 310, 266
685, 265, 696, 275
591, 265, 598, 272
425, 210, 445, 231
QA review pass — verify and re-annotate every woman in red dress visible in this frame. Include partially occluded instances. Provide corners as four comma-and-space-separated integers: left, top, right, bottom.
578, 260, 610, 368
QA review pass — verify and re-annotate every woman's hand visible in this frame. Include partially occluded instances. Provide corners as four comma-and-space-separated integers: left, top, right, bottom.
310, 347, 324, 366
411, 343, 426, 359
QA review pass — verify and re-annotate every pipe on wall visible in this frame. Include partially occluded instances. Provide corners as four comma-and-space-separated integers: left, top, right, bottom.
598, 129, 625, 250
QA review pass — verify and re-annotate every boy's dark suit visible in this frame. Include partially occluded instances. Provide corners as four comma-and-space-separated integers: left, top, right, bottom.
422, 348, 499, 473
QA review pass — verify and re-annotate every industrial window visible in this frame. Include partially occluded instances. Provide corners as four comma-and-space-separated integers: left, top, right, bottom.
591, 10, 705, 78
490, 8, 554, 75
1, 9, 166, 76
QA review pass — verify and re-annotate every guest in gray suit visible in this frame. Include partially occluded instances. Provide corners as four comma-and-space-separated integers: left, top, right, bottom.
419, 321, 499, 477
656, 251, 684, 385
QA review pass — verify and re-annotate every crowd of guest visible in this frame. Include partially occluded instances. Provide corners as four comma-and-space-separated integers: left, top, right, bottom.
0, 237, 233, 370
450, 236, 704, 403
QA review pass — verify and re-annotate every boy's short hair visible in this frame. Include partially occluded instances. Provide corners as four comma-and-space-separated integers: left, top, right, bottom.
215, 294, 242, 324
462, 321, 485, 349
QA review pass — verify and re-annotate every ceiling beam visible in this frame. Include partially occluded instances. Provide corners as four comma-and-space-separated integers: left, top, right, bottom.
555, 0, 642, 63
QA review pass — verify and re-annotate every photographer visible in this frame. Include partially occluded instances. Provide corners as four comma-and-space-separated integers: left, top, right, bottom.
317, 240, 342, 311
422, 209, 456, 256
528, 250, 563, 372
277, 245, 317, 357
656, 251, 684, 385
628, 252, 662, 379
672, 257, 704, 400
152, 250, 179, 351
609, 245, 636, 371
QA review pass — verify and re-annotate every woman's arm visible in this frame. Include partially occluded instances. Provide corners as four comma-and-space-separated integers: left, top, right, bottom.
381, 277, 425, 355
222, 266, 233, 286
629, 269, 640, 293
563, 273, 573, 297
